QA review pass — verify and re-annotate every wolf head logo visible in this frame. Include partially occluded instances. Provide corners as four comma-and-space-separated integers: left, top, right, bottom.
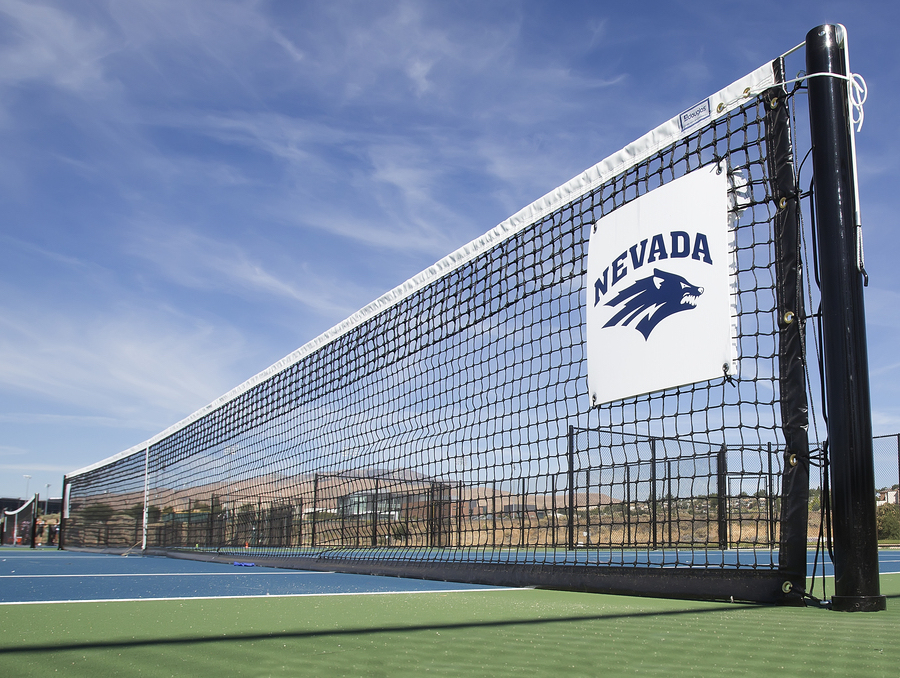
603, 268, 703, 340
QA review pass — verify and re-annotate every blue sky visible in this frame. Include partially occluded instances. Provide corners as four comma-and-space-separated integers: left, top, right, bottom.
1, 1, 898, 500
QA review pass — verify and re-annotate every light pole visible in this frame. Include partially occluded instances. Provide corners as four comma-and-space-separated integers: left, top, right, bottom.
45, 484, 51, 516
23, 475, 31, 500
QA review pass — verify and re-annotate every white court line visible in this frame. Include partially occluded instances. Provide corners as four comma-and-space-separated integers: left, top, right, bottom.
0, 571, 331, 579
0, 586, 517, 606
0, 555, 144, 560
0, 553, 115, 557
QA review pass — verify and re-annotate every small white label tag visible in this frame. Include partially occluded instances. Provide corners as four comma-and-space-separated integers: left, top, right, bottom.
679, 98, 711, 132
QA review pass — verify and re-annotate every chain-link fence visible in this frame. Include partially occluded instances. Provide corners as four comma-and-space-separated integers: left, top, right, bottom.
806, 434, 900, 547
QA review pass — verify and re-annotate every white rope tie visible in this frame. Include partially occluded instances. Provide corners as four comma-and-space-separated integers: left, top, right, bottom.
773, 71, 868, 131
717, 71, 868, 132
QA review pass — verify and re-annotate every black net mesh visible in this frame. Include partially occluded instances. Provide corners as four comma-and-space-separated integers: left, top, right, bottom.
65, 453, 147, 549
64, 73, 806, 586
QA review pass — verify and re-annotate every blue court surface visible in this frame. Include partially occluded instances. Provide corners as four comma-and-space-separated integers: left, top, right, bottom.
1, 548, 898, 605
0, 550, 504, 604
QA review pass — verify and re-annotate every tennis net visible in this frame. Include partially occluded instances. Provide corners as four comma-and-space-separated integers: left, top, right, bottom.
2, 495, 38, 547
62, 26, 881, 606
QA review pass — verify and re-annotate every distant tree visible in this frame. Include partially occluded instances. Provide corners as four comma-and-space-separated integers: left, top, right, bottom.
80, 503, 114, 525
876, 504, 900, 541
808, 488, 822, 512
124, 503, 144, 522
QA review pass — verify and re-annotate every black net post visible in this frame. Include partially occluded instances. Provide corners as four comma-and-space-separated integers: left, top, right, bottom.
58, 476, 67, 550
806, 24, 884, 611
29, 495, 38, 549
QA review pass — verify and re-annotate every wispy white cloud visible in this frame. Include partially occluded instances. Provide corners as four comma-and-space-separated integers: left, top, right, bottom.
127, 223, 362, 319
187, 112, 343, 175
0, 291, 247, 426
0, 461, 74, 474
271, 29, 305, 63
0, 413, 139, 428
170, 111, 486, 255
872, 409, 900, 436
870, 361, 900, 378
0, 0, 117, 94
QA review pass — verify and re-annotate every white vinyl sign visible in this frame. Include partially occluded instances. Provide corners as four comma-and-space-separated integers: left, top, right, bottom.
586, 164, 736, 406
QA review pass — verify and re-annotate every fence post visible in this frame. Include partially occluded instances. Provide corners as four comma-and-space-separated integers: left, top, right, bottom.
717, 444, 728, 550
311, 474, 318, 548
142, 446, 150, 551
457, 481, 463, 548
625, 465, 632, 547
650, 438, 658, 550
567, 426, 575, 549
492, 480, 497, 549
767, 443, 776, 544
520, 476, 526, 547
372, 479, 379, 547
667, 460, 674, 546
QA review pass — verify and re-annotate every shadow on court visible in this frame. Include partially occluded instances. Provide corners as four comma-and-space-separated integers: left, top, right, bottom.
0, 602, 762, 655
2, 581, 897, 677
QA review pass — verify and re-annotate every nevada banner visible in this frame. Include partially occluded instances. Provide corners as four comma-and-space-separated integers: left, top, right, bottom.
586, 164, 737, 406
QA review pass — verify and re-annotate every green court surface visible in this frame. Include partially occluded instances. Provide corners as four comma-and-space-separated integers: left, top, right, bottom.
1, 575, 898, 676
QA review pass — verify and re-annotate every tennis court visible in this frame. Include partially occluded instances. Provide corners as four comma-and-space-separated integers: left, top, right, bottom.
11, 23, 892, 674
0, 548, 897, 676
